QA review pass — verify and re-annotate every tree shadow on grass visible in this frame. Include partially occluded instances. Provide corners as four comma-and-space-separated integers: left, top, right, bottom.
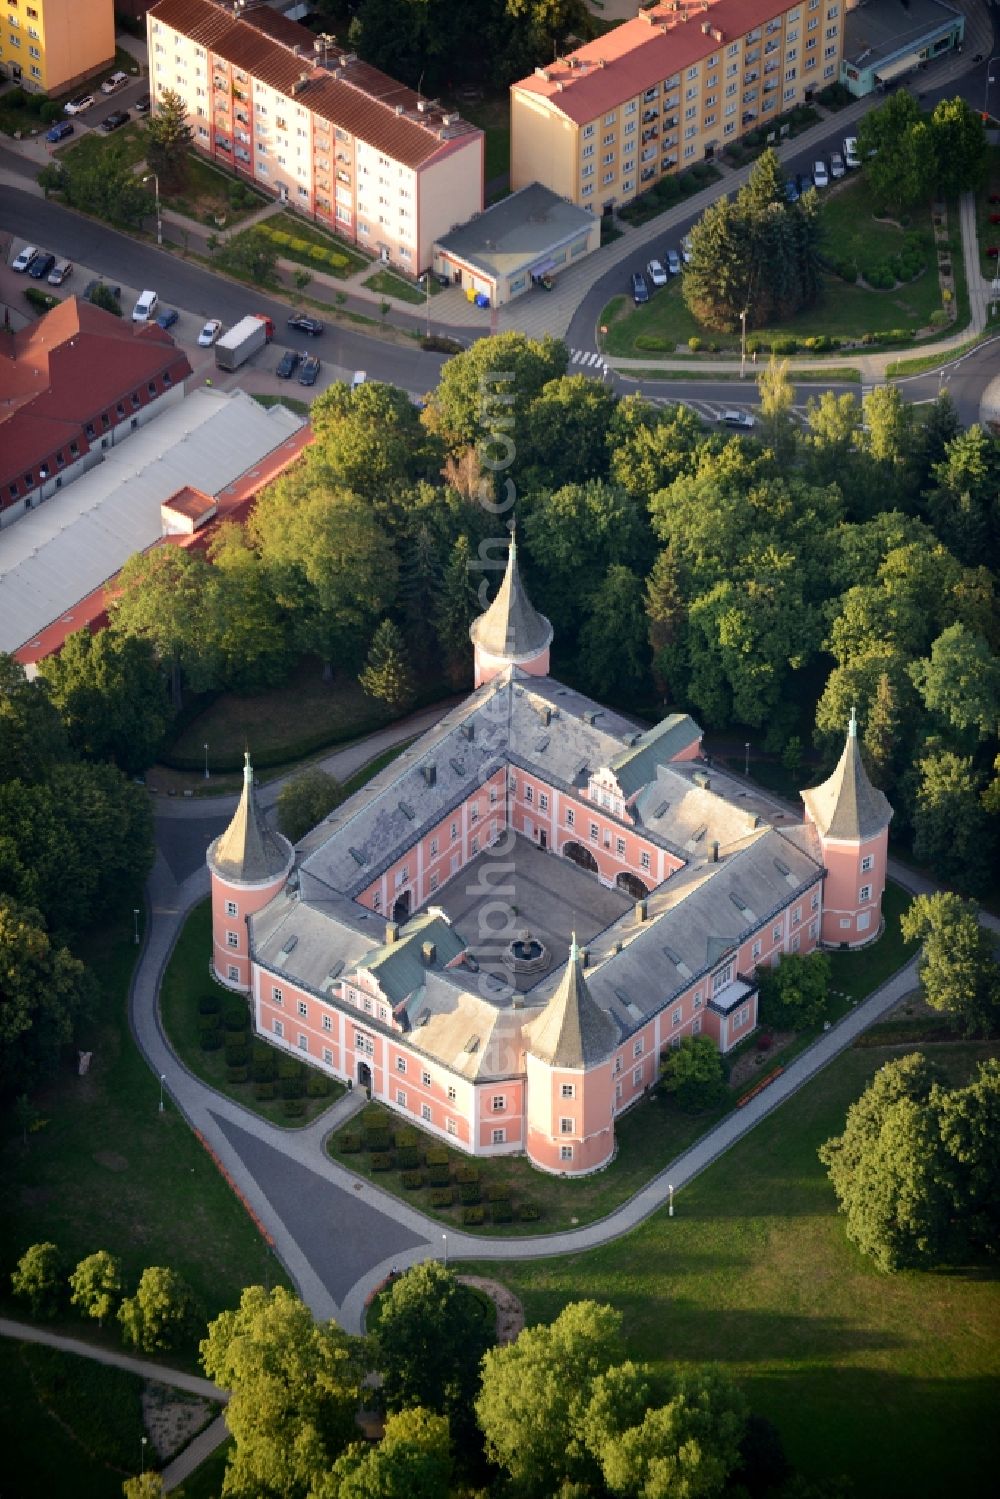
646, 1303, 905, 1366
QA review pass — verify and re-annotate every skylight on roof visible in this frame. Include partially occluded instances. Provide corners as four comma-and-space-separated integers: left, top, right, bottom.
534, 735, 550, 753
349, 846, 367, 866
653, 801, 669, 819
729, 894, 749, 914
662, 944, 681, 964
449, 757, 465, 776
279, 935, 298, 955
398, 799, 415, 820
464, 1035, 480, 1054
774, 859, 791, 876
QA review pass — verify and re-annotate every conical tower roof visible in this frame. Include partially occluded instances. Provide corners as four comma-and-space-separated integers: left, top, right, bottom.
524, 936, 619, 1069
800, 711, 892, 842
469, 528, 553, 666
208, 753, 293, 884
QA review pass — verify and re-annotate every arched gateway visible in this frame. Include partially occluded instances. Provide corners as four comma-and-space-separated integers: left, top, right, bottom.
562, 840, 598, 873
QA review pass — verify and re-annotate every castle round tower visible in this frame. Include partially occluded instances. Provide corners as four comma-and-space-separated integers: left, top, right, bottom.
206, 753, 294, 991
469, 526, 553, 688
800, 711, 893, 949
522, 936, 620, 1175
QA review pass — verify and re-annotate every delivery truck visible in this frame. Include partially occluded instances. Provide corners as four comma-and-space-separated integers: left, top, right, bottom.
214, 314, 275, 372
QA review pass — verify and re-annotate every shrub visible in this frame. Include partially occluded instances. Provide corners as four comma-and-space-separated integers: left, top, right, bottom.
942, 287, 953, 304
462, 1206, 485, 1226
427, 1162, 451, 1188
254, 1081, 276, 1101
518, 1202, 540, 1222
491, 1201, 513, 1223
226, 1064, 249, 1084
25, 287, 59, 314
688, 336, 703, 352
278, 1059, 303, 1081
421, 334, 463, 353
223, 1005, 249, 1033
329, 252, 349, 269
267, 229, 292, 247
425, 1147, 450, 1166
635, 334, 673, 352
198, 1014, 221, 1034
289, 236, 311, 255
430, 1187, 455, 1207
40, 101, 63, 124
252, 1057, 275, 1083
282, 1098, 305, 1119
770, 336, 797, 355
339, 1132, 362, 1152
487, 1183, 512, 1203
225, 1043, 250, 1068
198, 995, 221, 1015
401, 1169, 424, 1190
929, 309, 950, 327
370, 1151, 393, 1172
306, 1071, 330, 1098
395, 1144, 419, 1170
199, 1030, 223, 1052
280, 1077, 305, 1100
395, 1128, 419, 1148
455, 1164, 480, 1185
364, 1127, 391, 1152
459, 1181, 481, 1205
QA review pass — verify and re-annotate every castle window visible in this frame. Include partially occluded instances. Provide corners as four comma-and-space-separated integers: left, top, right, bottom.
430, 837, 438, 857
633, 1038, 644, 1057
566, 807, 575, 827
693, 991, 702, 1008
323, 1047, 333, 1064
451, 821, 458, 841
227, 965, 239, 982
227, 931, 239, 948
492, 1095, 506, 1111
560, 1144, 573, 1160
447, 1085, 457, 1101
861, 854, 874, 873
859, 884, 872, 902
396, 1056, 406, 1073
752, 940, 762, 960
561, 1083, 575, 1098
616, 837, 626, 857
590, 822, 599, 843
446, 1118, 457, 1136
322, 1014, 332, 1031
560, 1116, 574, 1133
273, 1019, 284, 1037
396, 1089, 406, 1106
539, 792, 549, 811
525, 785, 533, 803
225, 900, 238, 916
772, 923, 783, 941
857, 910, 871, 932
422, 1070, 431, 1087
297, 1001, 307, 1017
272, 987, 283, 1005
672, 1008, 682, 1027
641, 851, 651, 871
633, 1067, 642, 1087
493, 1128, 506, 1144
692, 1016, 702, 1034
298, 1034, 308, 1052
811, 890, 820, 910
713, 962, 733, 993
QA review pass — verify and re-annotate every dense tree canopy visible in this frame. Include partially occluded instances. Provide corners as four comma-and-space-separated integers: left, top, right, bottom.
38, 628, 171, 775
899, 892, 1000, 1037
0, 898, 96, 1092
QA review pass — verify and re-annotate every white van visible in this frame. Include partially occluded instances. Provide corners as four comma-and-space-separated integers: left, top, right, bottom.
132, 289, 158, 323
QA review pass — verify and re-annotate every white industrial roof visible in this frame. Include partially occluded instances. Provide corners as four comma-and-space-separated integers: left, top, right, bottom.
0, 389, 303, 655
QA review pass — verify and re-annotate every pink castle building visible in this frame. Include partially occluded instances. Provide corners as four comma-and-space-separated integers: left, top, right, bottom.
208, 541, 892, 1174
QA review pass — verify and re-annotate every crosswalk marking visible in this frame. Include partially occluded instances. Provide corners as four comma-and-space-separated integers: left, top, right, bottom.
569, 348, 608, 370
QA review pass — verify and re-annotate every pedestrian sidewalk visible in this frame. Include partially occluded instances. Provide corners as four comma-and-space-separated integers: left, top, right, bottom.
0, 1317, 226, 1401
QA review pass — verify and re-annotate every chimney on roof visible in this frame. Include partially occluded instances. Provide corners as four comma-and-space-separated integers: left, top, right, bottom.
711, 840, 720, 862
535, 66, 550, 80
395, 103, 404, 114
580, 947, 590, 969
385, 920, 399, 944
421, 941, 436, 966
291, 71, 311, 95
711, 26, 724, 41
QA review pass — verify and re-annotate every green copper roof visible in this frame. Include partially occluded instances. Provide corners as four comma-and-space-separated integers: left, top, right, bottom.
608, 713, 702, 797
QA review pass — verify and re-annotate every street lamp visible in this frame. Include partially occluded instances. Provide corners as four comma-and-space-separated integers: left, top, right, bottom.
141, 1436, 148, 1475
668, 1183, 674, 1218
422, 271, 432, 338
442, 1232, 448, 1265
142, 172, 162, 247
159, 1073, 167, 1113
744, 741, 751, 777
133, 907, 141, 945
985, 56, 1000, 121
739, 307, 748, 380
204, 741, 210, 780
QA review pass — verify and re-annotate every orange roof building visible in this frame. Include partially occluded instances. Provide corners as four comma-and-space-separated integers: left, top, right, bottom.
511, 0, 846, 209
0, 297, 192, 527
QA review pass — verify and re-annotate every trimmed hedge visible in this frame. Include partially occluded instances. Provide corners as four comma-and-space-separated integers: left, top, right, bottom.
226, 1064, 249, 1084
280, 1077, 305, 1100
395, 1144, 419, 1170
458, 1181, 481, 1205
635, 334, 674, 352
401, 1169, 424, 1190
282, 1098, 305, 1119
518, 1203, 541, 1222
487, 1183, 512, 1203
462, 1206, 485, 1226
254, 1081, 276, 1101
427, 1162, 451, 1188
198, 995, 221, 1015
430, 1187, 455, 1208
491, 1201, 513, 1223
199, 1031, 223, 1052
455, 1164, 479, 1185
370, 1152, 393, 1172
339, 1132, 362, 1153
253, 1058, 275, 1083
425, 1147, 449, 1167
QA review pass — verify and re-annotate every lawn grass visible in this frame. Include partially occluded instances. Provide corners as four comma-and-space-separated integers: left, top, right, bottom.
363, 269, 439, 305
159, 152, 268, 228
0, 1340, 146, 1498
826, 880, 918, 1001
459, 1040, 1000, 1499
175, 1439, 232, 1498
975, 143, 1000, 278
159, 901, 345, 1128
251, 393, 311, 417
262, 211, 370, 277
459, 96, 511, 185
0, 914, 289, 1362
55, 121, 148, 170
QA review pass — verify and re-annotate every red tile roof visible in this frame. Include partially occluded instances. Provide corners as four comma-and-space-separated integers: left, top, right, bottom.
513, 0, 785, 125
149, 0, 480, 169
162, 485, 216, 523
0, 298, 192, 493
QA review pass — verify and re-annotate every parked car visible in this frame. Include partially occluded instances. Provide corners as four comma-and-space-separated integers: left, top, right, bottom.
843, 136, 860, 169
631, 271, 649, 305
719, 409, 756, 429
665, 248, 682, 276
101, 109, 131, 133
829, 151, 846, 179
797, 171, 814, 194
275, 348, 301, 379
132, 289, 159, 322
47, 259, 73, 286
155, 308, 179, 329
135, 94, 152, 115
64, 94, 95, 115
28, 252, 56, 280
45, 120, 74, 143
101, 71, 130, 94
197, 319, 223, 347
680, 235, 693, 265
813, 159, 829, 189
784, 177, 799, 203
11, 245, 38, 272
287, 314, 324, 336
646, 258, 668, 288
298, 355, 321, 386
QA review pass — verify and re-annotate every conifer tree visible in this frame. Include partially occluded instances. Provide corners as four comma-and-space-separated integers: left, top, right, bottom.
360, 620, 416, 715
144, 88, 193, 190
863, 673, 901, 791
645, 548, 686, 699
434, 537, 479, 689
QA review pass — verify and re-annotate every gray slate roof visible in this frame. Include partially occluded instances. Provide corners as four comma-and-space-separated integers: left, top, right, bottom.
523, 936, 619, 1068
800, 718, 892, 841
209, 755, 292, 884
435, 181, 596, 284
469, 537, 553, 664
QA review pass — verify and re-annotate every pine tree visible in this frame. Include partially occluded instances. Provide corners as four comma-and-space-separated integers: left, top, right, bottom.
863, 673, 901, 791
645, 548, 686, 699
397, 524, 444, 672
434, 537, 479, 689
360, 620, 416, 714
144, 87, 194, 190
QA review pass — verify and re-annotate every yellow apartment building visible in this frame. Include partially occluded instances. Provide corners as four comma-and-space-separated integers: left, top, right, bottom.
0, 0, 115, 95
147, 0, 483, 274
511, 0, 845, 211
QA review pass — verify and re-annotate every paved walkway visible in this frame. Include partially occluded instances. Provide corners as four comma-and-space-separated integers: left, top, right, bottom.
0, 1317, 225, 1400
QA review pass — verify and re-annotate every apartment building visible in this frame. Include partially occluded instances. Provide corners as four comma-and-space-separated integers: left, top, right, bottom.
147, 0, 483, 273
511, 0, 846, 210
0, 0, 114, 95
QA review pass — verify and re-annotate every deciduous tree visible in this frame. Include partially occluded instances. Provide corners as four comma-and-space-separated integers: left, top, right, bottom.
70, 1250, 122, 1327
577, 564, 649, 703
422, 331, 568, 456
930, 96, 987, 192
112, 547, 219, 708
0, 900, 94, 1091
375, 1263, 494, 1437
757, 952, 831, 1032
911, 750, 993, 894
276, 769, 342, 844
900, 892, 1000, 1037
324, 1407, 452, 1499
38, 629, 171, 775
119, 1266, 197, 1353
11, 1241, 62, 1317
0, 654, 68, 785
658, 1035, 727, 1112
908, 623, 1000, 744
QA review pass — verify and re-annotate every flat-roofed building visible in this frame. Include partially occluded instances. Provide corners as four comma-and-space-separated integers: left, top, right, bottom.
511, 0, 845, 211
433, 183, 599, 305
841, 0, 963, 98
147, 0, 484, 273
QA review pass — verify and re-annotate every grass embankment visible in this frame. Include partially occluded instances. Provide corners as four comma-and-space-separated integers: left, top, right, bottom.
0, 1340, 147, 1499
55, 121, 148, 170
460, 1040, 1000, 1499
602, 175, 946, 359
160, 901, 345, 1128
363, 269, 439, 305
251, 393, 312, 417
259, 211, 370, 277
328, 881, 916, 1234
159, 152, 268, 227
0, 915, 290, 1363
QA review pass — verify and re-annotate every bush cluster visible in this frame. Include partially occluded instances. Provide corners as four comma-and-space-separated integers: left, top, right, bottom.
259, 224, 350, 271
634, 334, 673, 352
24, 287, 59, 314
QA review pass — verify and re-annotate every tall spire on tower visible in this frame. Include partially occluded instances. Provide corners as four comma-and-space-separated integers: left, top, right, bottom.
208, 752, 293, 883
800, 715, 892, 841
469, 518, 554, 672
523, 933, 619, 1069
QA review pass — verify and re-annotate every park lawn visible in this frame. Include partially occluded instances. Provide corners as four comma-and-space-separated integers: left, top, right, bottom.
0, 914, 289, 1361
262, 211, 370, 276
0, 1340, 146, 1499
826, 880, 918, 1001
251, 393, 311, 417
158, 151, 268, 228
975, 143, 1000, 277
55, 120, 148, 170
460, 1040, 1000, 1499
363, 269, 438, 304
159, 900, 345, 1128
175, 1440, 233, 1498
